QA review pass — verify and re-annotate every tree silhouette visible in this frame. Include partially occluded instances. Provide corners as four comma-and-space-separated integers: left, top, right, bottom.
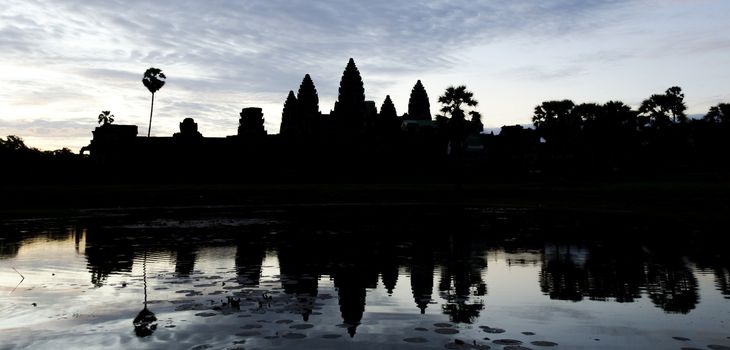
469, 111, 483, 134
532, 100, 578, 136
97, 111, 115, 125
1, 135, 26, 150
437, 86, 480, 154
704, 103, 730, 125
142, 67, 166, 137
438, 85, 478, 120
639, 86, 686, 129
408, 80, 431, 120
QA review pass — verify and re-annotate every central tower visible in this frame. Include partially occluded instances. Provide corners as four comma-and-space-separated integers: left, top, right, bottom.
333, 58, 367, 133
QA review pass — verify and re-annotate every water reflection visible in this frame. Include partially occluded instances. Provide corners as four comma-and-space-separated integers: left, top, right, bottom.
539, 242, 700, 313
85, 225, 134, 287
133, 251, 157, 337
1, 207, 729, 348
438, 235, 487, 323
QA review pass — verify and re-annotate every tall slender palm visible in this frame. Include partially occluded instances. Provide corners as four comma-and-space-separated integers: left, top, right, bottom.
142, 68, 166, 137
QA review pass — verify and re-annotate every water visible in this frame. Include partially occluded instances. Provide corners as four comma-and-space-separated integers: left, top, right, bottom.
0, 205, 728, 349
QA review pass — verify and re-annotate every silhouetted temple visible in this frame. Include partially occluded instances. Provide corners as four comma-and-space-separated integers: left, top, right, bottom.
80, 58, 486, 182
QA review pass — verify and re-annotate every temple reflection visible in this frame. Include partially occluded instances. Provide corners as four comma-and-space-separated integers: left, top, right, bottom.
85, 225, 134, 287
2, 209, 724, 332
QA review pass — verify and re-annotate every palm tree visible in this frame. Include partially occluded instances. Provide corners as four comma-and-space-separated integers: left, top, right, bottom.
438, 85, 480, 155
97, 110, 115, 125
438, 85, 478, 121
142, 68, 166, 137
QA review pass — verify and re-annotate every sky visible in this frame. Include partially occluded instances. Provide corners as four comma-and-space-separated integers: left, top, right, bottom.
1, 0, 729, 151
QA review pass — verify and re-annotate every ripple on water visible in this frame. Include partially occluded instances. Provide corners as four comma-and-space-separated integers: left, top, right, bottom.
235, 331, 261, 337
708, 345, 730, 350
282, 332, 306, 339
493, 339, 522, 346
403, 337, 429, 343
290, 324, 314, 330
530, 341, 558, 347
190, 345, 212, 350
435, 328, 459, 335
322, 334, 342, 339
504, 346, 533, 350
444, 342, 470, 349
240, 324, 263, 329
672, 337, 691, 341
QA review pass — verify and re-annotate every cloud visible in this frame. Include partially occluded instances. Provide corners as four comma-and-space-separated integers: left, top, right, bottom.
0, 0, 656, 150
0, 118, 93, 139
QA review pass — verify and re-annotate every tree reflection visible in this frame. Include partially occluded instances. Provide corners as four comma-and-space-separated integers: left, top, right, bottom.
438, 235, 487, 323
539, 242, 700, 314
133, 251, 157, 337
645, 261, 699, 314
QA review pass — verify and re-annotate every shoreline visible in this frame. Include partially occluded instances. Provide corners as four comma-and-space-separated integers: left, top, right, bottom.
2, 181, 729, 222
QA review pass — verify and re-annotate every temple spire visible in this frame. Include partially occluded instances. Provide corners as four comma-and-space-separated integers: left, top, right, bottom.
334, 58, 366, 131
297, 74, 321, 136
407, 80, 431, 120
279, 90, 297, 136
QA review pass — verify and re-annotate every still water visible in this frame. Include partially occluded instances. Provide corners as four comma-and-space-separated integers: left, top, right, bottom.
0, 206, 728, 350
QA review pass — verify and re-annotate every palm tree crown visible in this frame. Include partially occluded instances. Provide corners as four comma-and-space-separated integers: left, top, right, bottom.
438, 85, 478, 119
142, 68, 166, 94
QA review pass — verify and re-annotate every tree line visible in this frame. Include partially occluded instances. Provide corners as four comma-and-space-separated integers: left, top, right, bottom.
502, 86, 730, 177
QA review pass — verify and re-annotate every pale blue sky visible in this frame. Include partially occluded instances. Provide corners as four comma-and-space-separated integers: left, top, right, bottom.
1, 0, 728, 150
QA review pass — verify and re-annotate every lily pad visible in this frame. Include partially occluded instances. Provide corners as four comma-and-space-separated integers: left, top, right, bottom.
481, 327, 506, 334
